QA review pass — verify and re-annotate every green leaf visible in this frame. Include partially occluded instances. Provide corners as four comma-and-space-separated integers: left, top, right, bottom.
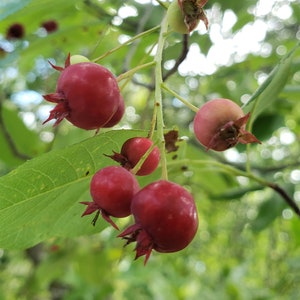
250, 194, 286, 232
252, 113, 285, 141
243, 43, 299, 124
0, 103, 45, 167
0, 129, 145, 250
0, 0, 32, 21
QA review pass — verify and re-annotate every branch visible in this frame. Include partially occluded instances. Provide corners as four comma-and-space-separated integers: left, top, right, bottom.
163, 34, 189, 81
131, 77, 155, 90
268, 183, 300, 217
190, 138, 300, 175
168, 156, 300, 218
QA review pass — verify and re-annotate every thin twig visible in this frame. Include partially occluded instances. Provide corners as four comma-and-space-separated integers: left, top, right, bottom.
122, 4, 154, 72
268, 182, 300, 217
131, 34, 190, 90
131, 78, 154, 90
93, 25, 160, 63
163, 34, 189, 81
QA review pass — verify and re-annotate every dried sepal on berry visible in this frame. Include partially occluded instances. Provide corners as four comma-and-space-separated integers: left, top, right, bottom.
118, 224, 153, 265
206, 112, 261, 151
48, 53, 70, 72
178, 0, 209, 32
106, 137, 160, 176
42, 54, 71, 126
164, 129, 180, 153
81, 201, 120, 230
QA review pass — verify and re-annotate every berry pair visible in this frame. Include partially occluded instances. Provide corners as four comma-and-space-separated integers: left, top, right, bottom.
81, 136, 160, 228
81, 168, 198, 265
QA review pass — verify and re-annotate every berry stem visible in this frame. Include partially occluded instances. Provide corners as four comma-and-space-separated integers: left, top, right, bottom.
93, 25, 160, 62
161, 83, 199, 113
152, 15, 169, 181
245, 144, 252, 173
149, 103, 158, 141
116, 61, 155, 82
120, 43, 158, 91
131, 142, 158, 175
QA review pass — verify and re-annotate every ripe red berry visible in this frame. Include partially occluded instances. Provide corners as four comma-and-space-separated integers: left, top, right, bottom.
102, 95, 125, 127
81, 166, 140, 230
193, 98, 261, 151
6, 23, 25, 39
108, 137, 160, 176
41, 20, 58, 33
119, 180, 198, 264
43, 54, 123, 130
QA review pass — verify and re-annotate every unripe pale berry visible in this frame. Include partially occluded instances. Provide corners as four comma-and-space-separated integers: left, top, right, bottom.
70, 54, 90, 65
167, 0, 189, 34
193, 98, 261, 151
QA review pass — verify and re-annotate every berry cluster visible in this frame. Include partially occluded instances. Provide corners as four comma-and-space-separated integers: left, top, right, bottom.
41, 50, 260, 264
80, 136, 198, 265
42, 55, 199, 263
40, 0, 261, 264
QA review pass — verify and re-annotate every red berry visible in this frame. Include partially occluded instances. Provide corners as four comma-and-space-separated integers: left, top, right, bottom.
108, 137, 160, 176
41, 20, 58, 33
193, 98, 261, 151
43, 54, 123, 130
81, 166, 139, 230
119, 180, 198, 264
6, 23, 25, 39
102, 95, 125, 128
